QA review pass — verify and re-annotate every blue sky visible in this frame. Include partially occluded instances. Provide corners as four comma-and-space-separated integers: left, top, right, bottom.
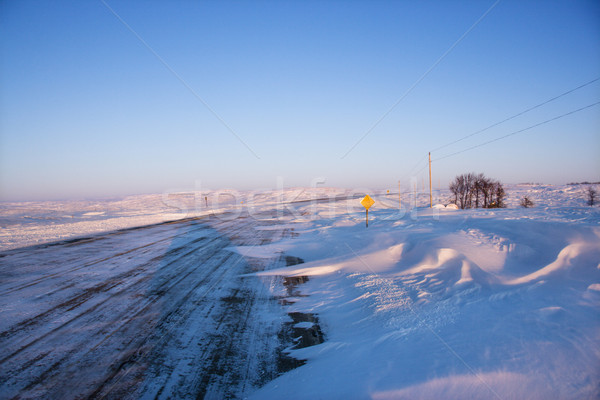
1, 0, 599, 201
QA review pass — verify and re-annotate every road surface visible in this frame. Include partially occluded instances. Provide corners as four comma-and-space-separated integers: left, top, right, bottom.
0, 211, 303, 399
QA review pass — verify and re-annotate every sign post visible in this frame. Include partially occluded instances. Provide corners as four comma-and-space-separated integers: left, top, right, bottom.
360, 195, 375, 228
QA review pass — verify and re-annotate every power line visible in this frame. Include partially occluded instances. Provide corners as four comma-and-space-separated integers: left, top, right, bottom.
433, 100, 600, 162
396, 155, 428, 190
340, 0, 502, 159
430, 77, 600, 153
413, 163, 428, 177
406, 153, 429, 176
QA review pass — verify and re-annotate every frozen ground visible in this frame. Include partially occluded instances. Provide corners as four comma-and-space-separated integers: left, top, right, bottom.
1, 184, 599, 399
0, 188, 348, 252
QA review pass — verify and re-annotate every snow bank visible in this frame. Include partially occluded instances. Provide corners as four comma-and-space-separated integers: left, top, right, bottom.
245, 185, 600, 399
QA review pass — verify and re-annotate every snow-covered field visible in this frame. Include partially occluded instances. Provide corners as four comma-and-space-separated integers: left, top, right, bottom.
0, 188, 349, 252
1, 184, 599, 399
243, 184, 600, 399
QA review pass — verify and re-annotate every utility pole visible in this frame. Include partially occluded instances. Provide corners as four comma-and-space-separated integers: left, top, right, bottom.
429, 152, 433, 208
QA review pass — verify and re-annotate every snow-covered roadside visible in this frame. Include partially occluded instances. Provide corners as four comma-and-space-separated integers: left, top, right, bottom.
0, 188, 345, 251
0, 194, 190, 251
1, 184, 594, 252
231, 185, 600, 400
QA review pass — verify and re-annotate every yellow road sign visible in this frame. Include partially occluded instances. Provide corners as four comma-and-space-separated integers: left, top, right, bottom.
361, 195, 375, 210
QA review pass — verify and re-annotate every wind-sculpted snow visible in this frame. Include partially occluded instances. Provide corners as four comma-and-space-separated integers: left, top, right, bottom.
247, 187, 600, 399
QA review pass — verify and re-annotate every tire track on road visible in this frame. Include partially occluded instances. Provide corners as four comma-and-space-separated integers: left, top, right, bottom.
0, 220, 249, 393
0, 219, 212, 296
0, 212, 299, 400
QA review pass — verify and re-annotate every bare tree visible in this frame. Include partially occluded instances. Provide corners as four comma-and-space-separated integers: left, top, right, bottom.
473, 173, 485, 208
490, 180, 506, 208
449, 175, 463, 208
587, 186, 597, 206
449, 173, 474, 209
449, 173, 506, 209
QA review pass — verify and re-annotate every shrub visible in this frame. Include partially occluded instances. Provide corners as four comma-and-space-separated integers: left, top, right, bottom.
520, 196, 534, 208
587, 186, 597, 206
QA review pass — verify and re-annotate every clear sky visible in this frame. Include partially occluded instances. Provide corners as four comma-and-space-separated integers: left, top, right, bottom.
1, 0, 599, 201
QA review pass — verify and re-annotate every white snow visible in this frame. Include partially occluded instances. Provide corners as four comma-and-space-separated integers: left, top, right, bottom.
245, 184, 600, 399
1, 183, 599, 399
0, 187, 346, 251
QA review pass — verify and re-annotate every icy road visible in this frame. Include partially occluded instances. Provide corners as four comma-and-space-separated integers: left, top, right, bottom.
0, 211, 300, 399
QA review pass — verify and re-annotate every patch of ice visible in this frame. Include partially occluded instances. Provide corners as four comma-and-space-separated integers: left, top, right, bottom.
293, 322, 314, 329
